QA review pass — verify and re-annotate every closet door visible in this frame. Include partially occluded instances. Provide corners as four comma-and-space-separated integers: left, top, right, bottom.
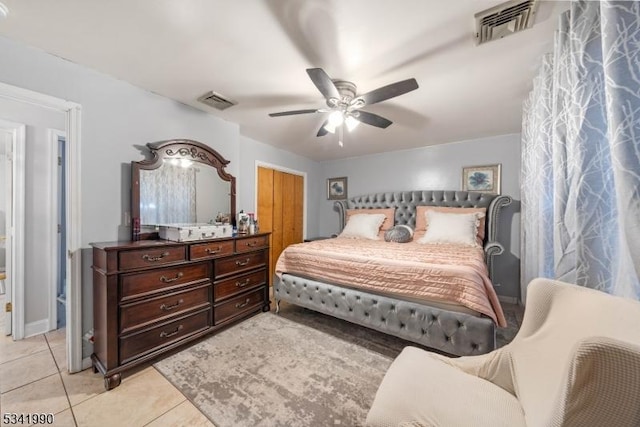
257, 167, 303, 282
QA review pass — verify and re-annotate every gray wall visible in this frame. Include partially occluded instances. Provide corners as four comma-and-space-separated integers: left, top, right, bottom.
319, 134, 522, 299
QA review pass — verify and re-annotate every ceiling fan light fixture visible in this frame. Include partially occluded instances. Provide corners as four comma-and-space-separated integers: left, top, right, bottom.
345, 116, 359, 132
328, 110, 345, 127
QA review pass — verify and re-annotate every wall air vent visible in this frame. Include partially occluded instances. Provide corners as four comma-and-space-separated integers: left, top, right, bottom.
197, 91, 237, 110
475, 0, 539, 45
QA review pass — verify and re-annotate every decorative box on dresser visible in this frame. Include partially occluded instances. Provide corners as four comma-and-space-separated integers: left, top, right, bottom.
91, 233, 270, 390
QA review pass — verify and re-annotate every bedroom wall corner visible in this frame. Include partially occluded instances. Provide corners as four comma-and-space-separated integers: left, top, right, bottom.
318, 133, 522, 300
237, 134, 322, 239
0, 35, 243, 357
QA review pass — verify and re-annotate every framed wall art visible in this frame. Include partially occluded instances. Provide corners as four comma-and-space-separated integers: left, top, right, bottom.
327, 176, 348, 200
462, 164, 501, 194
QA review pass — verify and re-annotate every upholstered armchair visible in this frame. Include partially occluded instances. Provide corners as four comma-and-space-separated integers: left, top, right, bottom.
366, 278, 640, 427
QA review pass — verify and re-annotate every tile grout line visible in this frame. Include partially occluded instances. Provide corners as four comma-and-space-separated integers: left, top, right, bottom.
151, 364, 216, 425
44, 333, 78, 427
0, 346, 51, 367
0, 372, 59, 395
152, 363, 220, 425
140, 384, 188, 427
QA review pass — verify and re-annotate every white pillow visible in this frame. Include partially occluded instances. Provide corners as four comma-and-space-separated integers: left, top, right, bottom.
417, 210, 481, 247
339, 213, 386, 240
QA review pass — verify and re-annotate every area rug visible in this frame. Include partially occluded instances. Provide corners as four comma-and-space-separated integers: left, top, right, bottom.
154, 313, 393, 427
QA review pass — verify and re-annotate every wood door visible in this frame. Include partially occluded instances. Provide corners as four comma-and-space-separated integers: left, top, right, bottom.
257, 167, 303, 282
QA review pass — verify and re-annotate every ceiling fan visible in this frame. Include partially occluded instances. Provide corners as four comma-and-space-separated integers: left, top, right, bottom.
269, 68, 419, 146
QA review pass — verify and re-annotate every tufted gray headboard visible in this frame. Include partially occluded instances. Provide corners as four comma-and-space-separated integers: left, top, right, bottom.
334, 190, 512, 279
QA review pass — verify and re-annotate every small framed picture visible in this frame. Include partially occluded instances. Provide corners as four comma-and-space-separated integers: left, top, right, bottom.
327, 177, 348, 200
462, 164, 501, 194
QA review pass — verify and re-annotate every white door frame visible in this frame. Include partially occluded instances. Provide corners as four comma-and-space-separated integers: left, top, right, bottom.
0, 82, 82, 373
0, 119, 25, 337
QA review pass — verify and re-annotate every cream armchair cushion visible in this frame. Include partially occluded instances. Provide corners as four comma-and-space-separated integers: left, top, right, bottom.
366, 278, 640, 427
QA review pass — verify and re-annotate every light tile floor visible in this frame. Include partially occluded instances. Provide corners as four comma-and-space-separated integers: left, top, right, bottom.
0, 294, 213, 427
0, 293, 524, 427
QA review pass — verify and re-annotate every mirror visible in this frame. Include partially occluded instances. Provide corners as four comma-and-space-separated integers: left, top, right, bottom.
131, 139, 236, 240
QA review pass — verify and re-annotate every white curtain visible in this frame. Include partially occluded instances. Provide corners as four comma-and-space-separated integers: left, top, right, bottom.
140, 163, 197, 225
522, 0, 640, 300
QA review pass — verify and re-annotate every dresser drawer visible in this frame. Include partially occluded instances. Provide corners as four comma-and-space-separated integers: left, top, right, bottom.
190, 240, 234, 261
119, 309, 210, 364
120, 262, 209, 302
119, 246, 186, 271
214, 269, 266, 302
215, 251, 267, 278
235, 235, 268, 253
214, 287, 265, 325
120, 284, 211, 334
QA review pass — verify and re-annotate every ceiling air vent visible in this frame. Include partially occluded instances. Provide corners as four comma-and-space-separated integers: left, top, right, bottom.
197, 91, 237, 111
475, 0, 539, 45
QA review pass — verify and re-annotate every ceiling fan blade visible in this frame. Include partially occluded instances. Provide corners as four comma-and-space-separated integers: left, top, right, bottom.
354, 111, 393, 128
269, 109, 318, 117
317, 120, 329, 137
359, 78, 419, 106
306, 68, 340, 100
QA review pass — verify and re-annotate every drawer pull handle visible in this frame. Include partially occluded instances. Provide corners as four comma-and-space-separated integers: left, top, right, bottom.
236, 279, 251, 288
235, 258, 251, 266
235, 298, 251, 309
160, 299, 184, 311
205, 246, 222, 254
160, 324, 184, 338
245, 241, 258, 247
160, 272, 184, 283
142, 252, 170, 262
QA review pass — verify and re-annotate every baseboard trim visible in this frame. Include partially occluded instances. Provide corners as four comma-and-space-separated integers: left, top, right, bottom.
498, 295, 519, 305
24, 319, 50, 338
81, 357, 93, 371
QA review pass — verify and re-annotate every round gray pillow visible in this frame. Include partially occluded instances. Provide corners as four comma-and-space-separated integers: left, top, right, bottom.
384, 225, 414, 243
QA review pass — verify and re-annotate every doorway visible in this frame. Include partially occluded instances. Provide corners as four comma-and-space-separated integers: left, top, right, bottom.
0, 119, 25, 337
52, 131, 67, 330
0, 81, 82, 373
256, 165, 305, 282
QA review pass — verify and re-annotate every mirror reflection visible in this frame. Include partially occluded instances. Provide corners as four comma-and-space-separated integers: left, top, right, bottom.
139, 159, 231, 226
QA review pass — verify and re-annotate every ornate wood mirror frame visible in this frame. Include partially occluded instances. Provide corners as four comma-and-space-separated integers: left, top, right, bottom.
131, 139, 236, 240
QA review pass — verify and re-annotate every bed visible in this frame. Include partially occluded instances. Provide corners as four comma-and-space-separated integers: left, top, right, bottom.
274, 190, 512, 356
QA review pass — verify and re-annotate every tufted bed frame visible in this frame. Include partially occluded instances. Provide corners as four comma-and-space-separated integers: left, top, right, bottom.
274, 190, 512, 356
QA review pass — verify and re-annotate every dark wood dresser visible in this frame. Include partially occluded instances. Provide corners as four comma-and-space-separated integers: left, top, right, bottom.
91, 232, 270, 390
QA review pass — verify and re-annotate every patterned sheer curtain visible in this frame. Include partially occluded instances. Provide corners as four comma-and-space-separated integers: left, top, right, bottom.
140, 162, 197, 225
521, 0, 640, 301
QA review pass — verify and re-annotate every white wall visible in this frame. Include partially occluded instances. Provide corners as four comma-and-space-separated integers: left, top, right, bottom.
0, 97, 65, 330
319, 134, 522, 299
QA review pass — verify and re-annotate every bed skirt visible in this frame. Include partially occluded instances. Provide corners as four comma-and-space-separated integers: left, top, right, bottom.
274, 273, 496, 356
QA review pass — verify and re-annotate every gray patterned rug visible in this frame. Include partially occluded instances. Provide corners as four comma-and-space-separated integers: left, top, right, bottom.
154, 312, 393, 427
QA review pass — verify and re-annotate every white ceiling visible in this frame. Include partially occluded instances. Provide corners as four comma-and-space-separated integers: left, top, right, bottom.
0, 0, 568, 161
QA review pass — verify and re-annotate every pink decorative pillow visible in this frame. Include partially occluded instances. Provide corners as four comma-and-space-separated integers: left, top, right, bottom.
346, 208, 395, 238
415, 206, 486, 244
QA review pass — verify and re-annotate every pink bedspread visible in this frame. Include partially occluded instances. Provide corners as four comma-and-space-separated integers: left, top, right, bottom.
275, 238, 506, 327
